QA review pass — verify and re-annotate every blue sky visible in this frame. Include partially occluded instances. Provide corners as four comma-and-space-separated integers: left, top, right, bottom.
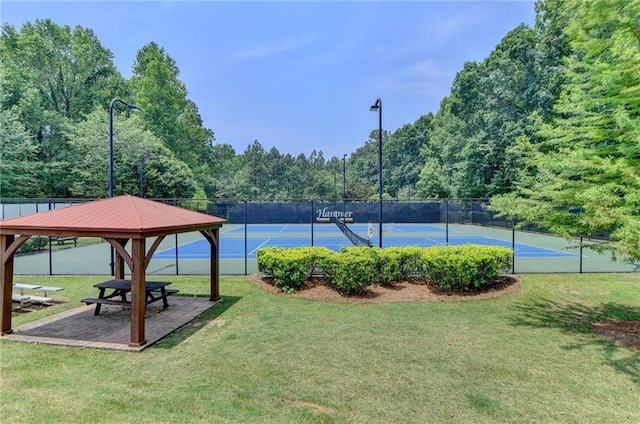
2, 1, 535, 159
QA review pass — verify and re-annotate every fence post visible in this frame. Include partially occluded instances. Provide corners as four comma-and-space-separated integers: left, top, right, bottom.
244, 201, 248, 276
310, 200, 314, 247
579, 236, 583, 273
175, 234, 179, 275
511, 222, 516, 274
49, 199, 53, 275
445, 200, 449, 245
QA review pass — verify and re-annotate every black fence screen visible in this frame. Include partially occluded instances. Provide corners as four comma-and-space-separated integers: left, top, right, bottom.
3, 198, 635, 275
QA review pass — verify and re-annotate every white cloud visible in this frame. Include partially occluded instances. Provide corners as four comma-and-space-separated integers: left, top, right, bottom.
378, 59, 454, 98
231, 33, 323, 61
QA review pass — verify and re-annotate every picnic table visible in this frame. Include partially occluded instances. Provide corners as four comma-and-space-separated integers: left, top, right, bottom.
81, 279, 178, 315
12, 283, 64, 306
52, 236, 78, 246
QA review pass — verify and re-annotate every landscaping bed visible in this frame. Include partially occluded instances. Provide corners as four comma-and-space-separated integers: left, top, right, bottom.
248, 274, 521, 303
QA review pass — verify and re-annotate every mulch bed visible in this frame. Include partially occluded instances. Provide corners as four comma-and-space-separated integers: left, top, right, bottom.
592, 320, 640, 350
246, 274, 521, 304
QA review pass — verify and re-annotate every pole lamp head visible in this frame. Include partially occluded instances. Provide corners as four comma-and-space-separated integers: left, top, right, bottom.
370, 98, 381, 112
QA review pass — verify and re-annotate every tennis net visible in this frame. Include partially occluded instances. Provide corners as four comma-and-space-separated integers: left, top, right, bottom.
334, 219, 372, 247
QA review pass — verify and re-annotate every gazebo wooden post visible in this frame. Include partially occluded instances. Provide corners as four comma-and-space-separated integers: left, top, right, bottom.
114, 238, 128, 280
130, 238, 147, 347
210, 228, 220, 302
1, 234, 15, 334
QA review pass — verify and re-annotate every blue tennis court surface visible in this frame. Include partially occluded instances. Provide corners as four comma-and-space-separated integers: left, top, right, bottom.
153, 223, 577, 260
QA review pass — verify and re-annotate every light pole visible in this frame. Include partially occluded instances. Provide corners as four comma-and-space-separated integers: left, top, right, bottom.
139, 153, 154, 198
109, 98, 140, 198
370, 98, 383, 248
108, 98, 140, 276
342, 154, 347, 218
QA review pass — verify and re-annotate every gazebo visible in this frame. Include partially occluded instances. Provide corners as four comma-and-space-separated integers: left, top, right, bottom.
0, 195, 225, 347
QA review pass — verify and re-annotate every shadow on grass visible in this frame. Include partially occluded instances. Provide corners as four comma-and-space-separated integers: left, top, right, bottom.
509, 299, 640, 384
153, 295, 242, 349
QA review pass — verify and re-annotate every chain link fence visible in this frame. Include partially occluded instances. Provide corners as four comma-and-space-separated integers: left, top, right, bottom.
3, 198, 636, 275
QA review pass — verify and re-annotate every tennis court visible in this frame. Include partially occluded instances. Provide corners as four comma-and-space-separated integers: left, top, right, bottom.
7, 199, 637, 275
153, 223, 577, 260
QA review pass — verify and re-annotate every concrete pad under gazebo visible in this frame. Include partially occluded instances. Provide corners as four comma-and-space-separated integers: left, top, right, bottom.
0, 195, 225, 348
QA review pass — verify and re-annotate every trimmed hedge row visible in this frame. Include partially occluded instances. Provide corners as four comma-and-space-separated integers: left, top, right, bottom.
257, 244, 512, 295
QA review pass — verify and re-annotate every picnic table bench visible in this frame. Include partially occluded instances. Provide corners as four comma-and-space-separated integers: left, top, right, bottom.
12, 294, 31, 308
52, 236, 78, 246
81, 279, 178, 315
13, 283, 64, 305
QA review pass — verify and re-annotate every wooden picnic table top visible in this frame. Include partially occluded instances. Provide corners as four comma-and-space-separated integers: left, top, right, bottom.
93, 279, 171, 291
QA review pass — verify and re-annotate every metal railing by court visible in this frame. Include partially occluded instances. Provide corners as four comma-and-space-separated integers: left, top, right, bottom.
3, 198, 637, 275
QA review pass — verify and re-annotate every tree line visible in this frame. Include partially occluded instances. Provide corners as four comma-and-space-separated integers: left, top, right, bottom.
1, 0, 639, 260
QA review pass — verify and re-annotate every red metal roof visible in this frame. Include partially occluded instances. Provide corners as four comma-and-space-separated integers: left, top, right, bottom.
0, 196, 225, 238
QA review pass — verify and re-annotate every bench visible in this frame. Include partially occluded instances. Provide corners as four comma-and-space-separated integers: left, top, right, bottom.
81, 298, 130, 307
12, 294, 31, 308
315, 217, 331, 223
39, 286, 64, 296
29, 295, 55, 304
13, 283, 41, 295
52, 236, 78, 246
14, 283, 64, 299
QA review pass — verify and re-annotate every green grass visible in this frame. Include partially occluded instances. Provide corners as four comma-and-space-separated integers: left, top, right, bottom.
2, 274, 639, 423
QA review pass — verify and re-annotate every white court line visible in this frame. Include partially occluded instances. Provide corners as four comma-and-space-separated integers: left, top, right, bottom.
482, 235, 580, 256
425, 237, 446, 245
248, 239, 271, 256
279, 226, 288, 232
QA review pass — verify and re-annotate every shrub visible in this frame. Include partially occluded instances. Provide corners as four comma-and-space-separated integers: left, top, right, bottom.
257, 244, 511, 295
17, 237, 49, 255
320, 247, 376, 295
257, 246, 332, 292
399, 246, 430, 279
369, 247, 404, 286
421, 244, 512, 290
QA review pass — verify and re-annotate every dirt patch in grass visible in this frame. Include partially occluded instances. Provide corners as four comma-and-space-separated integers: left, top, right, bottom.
593, 320, 640, 350
246, 274, 521, 304
11, 300, 65, 317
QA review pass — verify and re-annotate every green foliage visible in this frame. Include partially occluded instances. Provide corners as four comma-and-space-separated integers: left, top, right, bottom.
257, 246, 332, 293
321, 247, 377, 295
66, 110, 197, 198
0, 108, 40, 197
368, 247, 404, 286
420, 245, 512, 290
16, 237, 48, 254
489, 0, 640, 263
394, 245, 429, 279
258, 244, 511, 294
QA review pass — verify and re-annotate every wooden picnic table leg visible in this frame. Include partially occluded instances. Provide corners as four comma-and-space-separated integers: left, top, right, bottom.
94, 288, 107, 316
160, 287, 169, 308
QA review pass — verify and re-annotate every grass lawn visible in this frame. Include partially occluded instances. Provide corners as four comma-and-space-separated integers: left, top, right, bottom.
1, 273, 639, 423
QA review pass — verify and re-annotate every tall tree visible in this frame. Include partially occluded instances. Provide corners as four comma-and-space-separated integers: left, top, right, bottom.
66, 109, 197, 198
0, 107, 40, 197
0, 19, 125, 197
490, 0, 640, 263
0, 19, 122, 121
386, 114, 432, 198
131, 41, 212, 175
